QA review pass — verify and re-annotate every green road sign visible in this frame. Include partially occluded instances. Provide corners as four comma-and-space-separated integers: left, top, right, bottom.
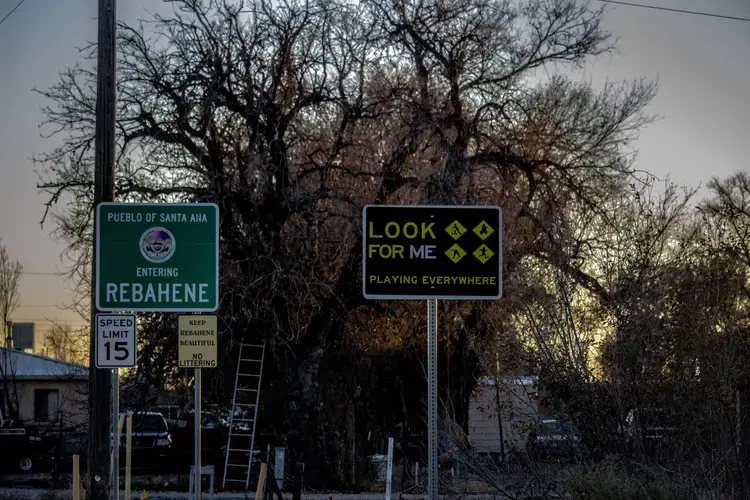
96, 203, 219, 312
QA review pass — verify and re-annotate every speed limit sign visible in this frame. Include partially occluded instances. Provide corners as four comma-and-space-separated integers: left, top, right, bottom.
95, 314, 137, 368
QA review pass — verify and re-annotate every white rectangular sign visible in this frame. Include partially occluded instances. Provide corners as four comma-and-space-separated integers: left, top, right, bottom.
178, 315, 217, 368
96, 314, 137, 368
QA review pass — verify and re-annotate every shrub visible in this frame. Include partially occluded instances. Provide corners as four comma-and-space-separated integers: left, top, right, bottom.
564, 461, 698, 500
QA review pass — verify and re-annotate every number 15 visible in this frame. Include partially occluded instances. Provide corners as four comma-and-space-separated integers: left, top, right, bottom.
104, 341, 128, 361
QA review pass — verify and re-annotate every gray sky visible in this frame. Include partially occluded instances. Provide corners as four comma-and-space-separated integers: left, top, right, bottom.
0, 0, 748, 342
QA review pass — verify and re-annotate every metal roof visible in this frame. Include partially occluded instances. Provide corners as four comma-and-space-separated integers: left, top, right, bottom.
0, 348, 87, 380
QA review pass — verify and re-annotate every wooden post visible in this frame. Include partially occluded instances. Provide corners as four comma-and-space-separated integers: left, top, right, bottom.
125, 411, 133, 500
117, 413, 125, 440
113, 411, 125, 499
72, 454, 81, 500
88, 0, 117, 496
255, 463, 268, 500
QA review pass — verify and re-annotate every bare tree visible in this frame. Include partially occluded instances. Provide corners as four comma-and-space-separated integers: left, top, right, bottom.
44, 322, 89, 366
0, 240, 22, 343
34, 0, 659, 482
0, 241, 22, 421
702, 172, 750, 299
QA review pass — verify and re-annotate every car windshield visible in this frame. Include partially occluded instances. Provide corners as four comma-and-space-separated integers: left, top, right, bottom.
133, 414, 167, 432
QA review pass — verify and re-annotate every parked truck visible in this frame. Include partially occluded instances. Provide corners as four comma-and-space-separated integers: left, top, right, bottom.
0, 408, 39, 472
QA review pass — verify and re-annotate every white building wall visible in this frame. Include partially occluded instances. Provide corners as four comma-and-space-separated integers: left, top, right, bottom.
468, 376, 539, 455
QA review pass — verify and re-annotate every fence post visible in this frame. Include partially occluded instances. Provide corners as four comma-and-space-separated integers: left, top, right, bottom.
255, 463, 268, 500
72, 454, 80, 500
385, 437, 394, 500
265, 456, 285, 500
292, 462, 305, 500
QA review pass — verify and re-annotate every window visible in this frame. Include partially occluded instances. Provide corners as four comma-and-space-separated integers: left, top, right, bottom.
34, 389, 59, 422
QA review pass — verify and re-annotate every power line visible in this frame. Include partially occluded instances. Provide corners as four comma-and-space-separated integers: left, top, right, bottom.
10, 318, 88, 324
21, 271, 64, 276
0, 0, 27, 28
598, 0, 750, 22
16, 305, 70, 308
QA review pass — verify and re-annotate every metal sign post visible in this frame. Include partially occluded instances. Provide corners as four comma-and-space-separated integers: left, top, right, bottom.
125, 412, 132, 500
195, 368, 202, 500
178, 315, 217, 500
426, 300, 438, 499
94, 314, 135, 500
112, 369, 119, 500
361, 205, 503, 500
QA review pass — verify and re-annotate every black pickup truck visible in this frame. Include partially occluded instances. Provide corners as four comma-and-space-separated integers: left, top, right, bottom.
0, 413, 42, 472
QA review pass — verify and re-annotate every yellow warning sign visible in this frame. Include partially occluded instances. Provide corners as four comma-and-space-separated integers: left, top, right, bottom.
446, 244, 467, 263
473, 244, 495, 264
472, 221, 495, 240
178, 315, 218, 369
141, 491, 148, 499
445, 221, 467, 240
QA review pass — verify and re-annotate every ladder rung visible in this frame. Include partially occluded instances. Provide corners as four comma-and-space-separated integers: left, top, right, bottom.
226, 464, 249, 468
229, 448, 253, 452
225, 479, 247, 483
231, 433, 253, 437
231, 418, 254, 423
233, 403, 256, 407
237, 389, 258, 392
242, 343, 264, 348
238, 373, 261, 377
239, 358, 262, 362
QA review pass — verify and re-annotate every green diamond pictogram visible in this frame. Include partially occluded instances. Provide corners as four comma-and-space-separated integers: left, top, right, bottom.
445, 220, 467, 240
445, 244, 467, 263
473, 244, 495, 264
472, 221, 495, 240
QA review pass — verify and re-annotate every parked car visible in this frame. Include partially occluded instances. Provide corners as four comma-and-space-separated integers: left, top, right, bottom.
119, 412, 172, 470
526, 419, 585, 461
168, 411, 229, 472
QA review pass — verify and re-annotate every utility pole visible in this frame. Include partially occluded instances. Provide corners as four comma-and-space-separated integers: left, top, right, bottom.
88, 0, 117, 497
